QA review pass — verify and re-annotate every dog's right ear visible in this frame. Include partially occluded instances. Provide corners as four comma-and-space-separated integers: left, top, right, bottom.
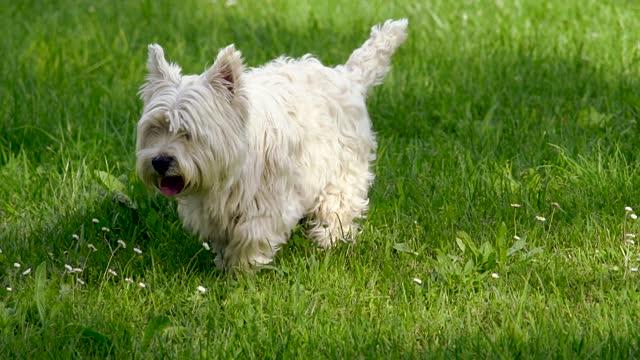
147, 44, 171, 80
140, 44, 181, 103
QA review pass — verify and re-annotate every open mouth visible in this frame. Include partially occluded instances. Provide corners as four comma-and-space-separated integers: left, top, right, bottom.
158, 176, 185, 196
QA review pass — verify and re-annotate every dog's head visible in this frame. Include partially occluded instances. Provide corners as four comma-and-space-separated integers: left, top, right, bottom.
136, 44, 248, 197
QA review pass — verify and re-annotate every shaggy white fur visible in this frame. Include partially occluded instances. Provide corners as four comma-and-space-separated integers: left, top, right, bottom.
136, 19, 408, 270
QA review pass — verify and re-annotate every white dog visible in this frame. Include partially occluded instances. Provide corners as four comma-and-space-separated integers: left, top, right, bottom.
136, 19, 408, 270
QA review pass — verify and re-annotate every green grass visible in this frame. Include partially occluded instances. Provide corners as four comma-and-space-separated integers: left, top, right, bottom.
2, 0, 640, 357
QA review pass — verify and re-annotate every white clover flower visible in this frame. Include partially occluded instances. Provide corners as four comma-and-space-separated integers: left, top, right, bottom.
632, 267, 639, 272
412, 278, 423, 285
22, 268, 31, 276
551, 202, 560, 208
71, 234, 80, 240
138, 282, 146, 288
117, 239, 126, 248
76, 278, 85, 285
92, 218, 100, 224
6, 287, 12, 292
491, 273, 500, 279
64, 264, 73, 272
125, 277, 134, 283
535, 215, 546, 222
510, 203, 521, 208
134, 247, 143, 254
202, 242, 211, 251
625, 206, 633, 213
107, 269, 117, 276
513, 235, 521, 240
13, 263, 21, 268
197, 286, 207, 294
631, 214, 638, 220
72, 268, 83, 273
626, 234, 637, 239
101, 227, 110, 232
88, 243, 97, 252
626, 239, 635, 245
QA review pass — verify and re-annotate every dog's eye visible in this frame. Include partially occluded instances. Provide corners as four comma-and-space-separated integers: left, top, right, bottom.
146, 124, 167, 136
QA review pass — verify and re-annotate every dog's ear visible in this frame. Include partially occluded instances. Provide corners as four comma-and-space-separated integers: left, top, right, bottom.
147, 44, 171, 79
140, 44, 182, 103
205, 44, 244, 94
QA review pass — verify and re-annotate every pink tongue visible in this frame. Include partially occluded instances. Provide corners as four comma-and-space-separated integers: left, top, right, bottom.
160, 177, 184, 196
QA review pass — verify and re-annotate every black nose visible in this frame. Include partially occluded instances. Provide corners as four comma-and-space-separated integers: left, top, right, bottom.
151, 155, 175, 176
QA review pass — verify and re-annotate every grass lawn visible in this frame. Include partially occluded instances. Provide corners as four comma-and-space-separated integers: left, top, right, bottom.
2, 0, 640, 357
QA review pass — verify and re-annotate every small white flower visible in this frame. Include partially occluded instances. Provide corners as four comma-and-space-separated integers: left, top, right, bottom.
138, 282, 146, 288
107, 269, 117, 276
6, 287, 12, 292
117, 239, 126, 248
535, 215, 546, 222
412, 278, 423, 285
631, 214, 638, 220
626, 233, 637, 239
125, 277, 134, 283
92, 218, 100, 224
626, 239, 635, 245
197, 285, 207, 294
224, 0, 237, 7
513, 235, 521, 240
0, 248, 2, 253
202, 242, 211, 251
491, 273, 500, 279
101, 227, 110, 232
631, 267, 639, 272
134, 247, 143, 254
76, 278, 85, 285
625, 206, 633, 213
22, 268, 31, 275
13, 263, 21, 268
71, 234, 80, 240
510, 203, 522, 208
72, 268, 83, 273
64, 264, 73, 272
551, 202, 560, 208
88, 243, 97, 252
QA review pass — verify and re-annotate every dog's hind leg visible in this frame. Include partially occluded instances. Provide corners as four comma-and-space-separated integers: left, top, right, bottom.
307, 168, 372, 248
218, 215, 293, 271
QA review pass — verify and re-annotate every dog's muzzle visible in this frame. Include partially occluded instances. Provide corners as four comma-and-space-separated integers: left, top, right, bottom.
151, 155, 185, 196
151, 155, 174, 176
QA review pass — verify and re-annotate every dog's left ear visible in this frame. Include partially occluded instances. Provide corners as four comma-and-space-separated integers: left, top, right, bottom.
205, 44, 244, 94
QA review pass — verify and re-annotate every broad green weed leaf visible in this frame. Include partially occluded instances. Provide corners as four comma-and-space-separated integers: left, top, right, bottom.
142, 315, 171, 351
95, 170, 126, 192
393, 242, 418, 255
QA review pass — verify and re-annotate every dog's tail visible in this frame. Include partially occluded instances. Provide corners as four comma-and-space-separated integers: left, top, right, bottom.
344, 18, 408, 95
